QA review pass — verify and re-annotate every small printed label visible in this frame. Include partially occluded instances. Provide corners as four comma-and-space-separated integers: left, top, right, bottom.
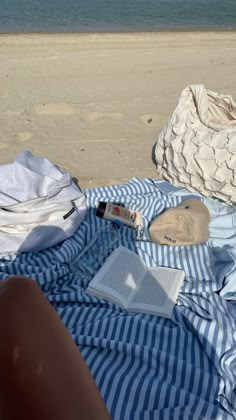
63, 207, 75, 220
164, 235, 176, 244
108, 204, 136, 222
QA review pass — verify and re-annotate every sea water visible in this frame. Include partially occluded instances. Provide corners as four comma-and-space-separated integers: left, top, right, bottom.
0, 0, 236, 33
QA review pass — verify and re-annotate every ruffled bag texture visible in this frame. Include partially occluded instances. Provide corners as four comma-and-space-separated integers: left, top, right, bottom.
155, 84, 236, 205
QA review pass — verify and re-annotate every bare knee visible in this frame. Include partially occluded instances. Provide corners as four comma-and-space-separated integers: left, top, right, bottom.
0, 275, 37, 293
0, 276, 39, 315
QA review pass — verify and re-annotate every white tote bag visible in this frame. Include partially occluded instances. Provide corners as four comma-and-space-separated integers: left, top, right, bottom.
0, 151, 87, 254
155, 84, 236, 205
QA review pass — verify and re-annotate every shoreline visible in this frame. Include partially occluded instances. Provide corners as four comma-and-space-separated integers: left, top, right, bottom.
0, 29, 236, 36
1, 31, 236, 47
0, 23, 236, 36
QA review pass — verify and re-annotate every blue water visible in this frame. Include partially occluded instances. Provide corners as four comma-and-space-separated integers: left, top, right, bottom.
0, 0, 236, 33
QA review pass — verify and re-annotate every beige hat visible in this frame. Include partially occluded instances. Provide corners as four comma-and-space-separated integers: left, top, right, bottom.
149, 199, 210, 246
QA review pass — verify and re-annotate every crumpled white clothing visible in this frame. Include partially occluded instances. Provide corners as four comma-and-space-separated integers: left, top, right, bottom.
0, 151, 86, 254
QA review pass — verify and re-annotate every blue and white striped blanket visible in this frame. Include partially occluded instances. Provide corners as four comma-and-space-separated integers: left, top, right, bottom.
0, 178, 236, 419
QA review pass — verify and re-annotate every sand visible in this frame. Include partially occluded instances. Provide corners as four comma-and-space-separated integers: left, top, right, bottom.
0, 32, 236, 188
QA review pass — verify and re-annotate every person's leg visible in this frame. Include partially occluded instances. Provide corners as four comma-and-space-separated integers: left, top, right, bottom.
0, 276, 110, 420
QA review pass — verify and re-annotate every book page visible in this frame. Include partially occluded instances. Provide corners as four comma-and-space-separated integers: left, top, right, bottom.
86, 246, 145, 307
127, 267, 184, 318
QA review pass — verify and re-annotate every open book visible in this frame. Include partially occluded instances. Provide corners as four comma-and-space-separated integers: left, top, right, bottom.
86, 246, 185, 318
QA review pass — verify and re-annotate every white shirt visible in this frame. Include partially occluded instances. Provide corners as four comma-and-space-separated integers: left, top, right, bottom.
0, 151, 86, 254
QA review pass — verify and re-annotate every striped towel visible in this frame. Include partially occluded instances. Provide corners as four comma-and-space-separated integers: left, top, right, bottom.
0, 177, 235, 419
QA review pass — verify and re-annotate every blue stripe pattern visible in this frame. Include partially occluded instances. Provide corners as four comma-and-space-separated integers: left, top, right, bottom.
0, 177, 235, 419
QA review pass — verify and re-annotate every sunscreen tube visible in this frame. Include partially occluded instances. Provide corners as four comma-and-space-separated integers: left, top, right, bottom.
96, 202, 142, 228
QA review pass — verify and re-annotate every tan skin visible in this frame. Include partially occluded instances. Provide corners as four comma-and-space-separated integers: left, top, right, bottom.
0, 276, 111, 420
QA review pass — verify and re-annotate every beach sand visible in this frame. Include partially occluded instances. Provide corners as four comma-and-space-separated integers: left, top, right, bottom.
0, 32, 236, 188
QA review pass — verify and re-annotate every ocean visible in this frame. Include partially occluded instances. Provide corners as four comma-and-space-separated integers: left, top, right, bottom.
0, 0, 235, 33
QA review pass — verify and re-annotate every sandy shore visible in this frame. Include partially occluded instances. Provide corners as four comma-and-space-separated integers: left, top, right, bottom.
0, 32, 236, 188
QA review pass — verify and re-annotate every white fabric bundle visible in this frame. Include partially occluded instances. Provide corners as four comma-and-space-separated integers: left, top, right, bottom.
155, 84, 236, 205
0, 151, 86, 254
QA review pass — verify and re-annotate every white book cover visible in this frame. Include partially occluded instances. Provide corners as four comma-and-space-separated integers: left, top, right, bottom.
86, 246, 185, 318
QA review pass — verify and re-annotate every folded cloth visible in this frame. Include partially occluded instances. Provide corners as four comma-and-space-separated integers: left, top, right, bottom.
0, 151, 86, 254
